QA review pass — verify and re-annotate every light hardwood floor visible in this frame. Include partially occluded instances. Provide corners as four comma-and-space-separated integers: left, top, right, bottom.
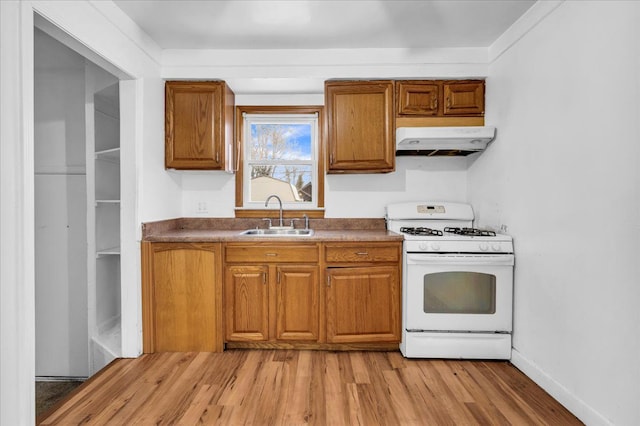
38, 350, 582, 425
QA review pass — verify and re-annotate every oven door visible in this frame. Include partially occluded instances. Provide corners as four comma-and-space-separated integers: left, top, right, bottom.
404, 253, 514, 332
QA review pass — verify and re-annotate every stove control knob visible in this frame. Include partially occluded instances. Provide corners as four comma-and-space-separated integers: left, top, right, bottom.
479, 243, 489, 252
418, 242, 429, 251
491, 243, 502, 252
430, 243, 441, 251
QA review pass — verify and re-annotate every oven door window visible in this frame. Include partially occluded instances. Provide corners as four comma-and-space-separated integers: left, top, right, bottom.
423, 272, 496, 314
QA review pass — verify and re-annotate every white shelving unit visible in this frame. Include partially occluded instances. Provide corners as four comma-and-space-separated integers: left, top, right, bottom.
86, 73, 121, 374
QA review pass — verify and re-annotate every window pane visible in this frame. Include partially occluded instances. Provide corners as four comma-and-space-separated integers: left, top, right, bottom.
249, 165, 313, 202
249, 124, 312, 161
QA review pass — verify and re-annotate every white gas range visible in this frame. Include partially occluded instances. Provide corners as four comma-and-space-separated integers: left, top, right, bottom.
385, 201, 515, 360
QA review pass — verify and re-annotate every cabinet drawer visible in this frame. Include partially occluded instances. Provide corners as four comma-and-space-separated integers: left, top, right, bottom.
225, 244, 319, 263
325, 244, 400, 263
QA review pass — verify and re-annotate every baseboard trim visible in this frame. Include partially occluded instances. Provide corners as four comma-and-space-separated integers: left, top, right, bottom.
510, 349, 611, 426
35, 376, 87, 382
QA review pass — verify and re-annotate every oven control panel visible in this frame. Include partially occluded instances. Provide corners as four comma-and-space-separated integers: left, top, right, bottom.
406, 240, 514, 253
417, 204, 445, 214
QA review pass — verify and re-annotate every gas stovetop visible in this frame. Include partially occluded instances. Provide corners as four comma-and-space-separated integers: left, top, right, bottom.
386, 201, 513, 253
399, 226, 497, 237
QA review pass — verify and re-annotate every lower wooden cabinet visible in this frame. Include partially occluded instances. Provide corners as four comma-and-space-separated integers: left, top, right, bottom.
326, 266, 401, 343
224, 243, 320, 343
324, 242, 402, 344
142, 240, 400, 351
142, 242, 223, 352
224, 265, 269, 341
275, 265, 320, 341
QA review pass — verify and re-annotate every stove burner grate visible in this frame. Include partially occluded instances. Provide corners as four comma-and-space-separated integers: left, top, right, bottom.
400, 227, 443, 236
444, 227, 497, 237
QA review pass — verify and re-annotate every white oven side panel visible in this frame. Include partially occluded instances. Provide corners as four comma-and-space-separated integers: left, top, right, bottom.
404, 254, 514, 332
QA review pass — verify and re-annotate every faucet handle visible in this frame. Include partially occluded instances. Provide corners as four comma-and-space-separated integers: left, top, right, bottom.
290, 215, 310, 230
262, 218, 272, 228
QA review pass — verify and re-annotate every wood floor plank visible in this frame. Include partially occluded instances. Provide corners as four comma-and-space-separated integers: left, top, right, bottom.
382, 369, 423, 425
464, 361, 545, 425
38, 350, 583, 426
323, 351, 349, 426
417, 359, 479, 425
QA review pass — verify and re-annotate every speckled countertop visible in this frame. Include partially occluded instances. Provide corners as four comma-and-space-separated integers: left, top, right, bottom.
142, 218, 403, 243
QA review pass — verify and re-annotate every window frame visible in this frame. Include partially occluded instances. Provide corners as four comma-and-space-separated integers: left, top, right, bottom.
235, 106, 325, 218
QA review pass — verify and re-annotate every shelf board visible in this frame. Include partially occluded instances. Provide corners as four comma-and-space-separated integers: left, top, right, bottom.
91, 321, 121, 357
95, 199, 121, 205
97, 246, 120, 257
95, 147, 120, 163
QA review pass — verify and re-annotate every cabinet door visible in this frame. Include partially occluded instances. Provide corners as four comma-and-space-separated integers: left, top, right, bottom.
325, 80, 395, 173
326, 266, 401, 343
224, 265, 269, 341
275, 265, 319, 341
142, 242, 223, 352
165, 81, 235, 170
396, 81, 440, 116
443, 80, 485, 116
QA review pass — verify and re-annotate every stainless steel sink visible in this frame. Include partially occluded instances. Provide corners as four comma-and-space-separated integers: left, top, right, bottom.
239, 228, 314, 237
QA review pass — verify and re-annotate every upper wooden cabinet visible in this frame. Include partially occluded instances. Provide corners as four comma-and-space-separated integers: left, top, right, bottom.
165, 81, 235, 171
396, 80, 485, 117
396, 81, 440, 116
325, 80, 395, 174
443, 80, 485, 116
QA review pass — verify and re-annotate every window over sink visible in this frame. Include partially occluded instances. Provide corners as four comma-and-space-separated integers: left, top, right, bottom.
235, 106, 324, 215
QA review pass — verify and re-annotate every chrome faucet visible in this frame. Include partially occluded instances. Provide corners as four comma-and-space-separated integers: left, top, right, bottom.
264, 194, 284, 228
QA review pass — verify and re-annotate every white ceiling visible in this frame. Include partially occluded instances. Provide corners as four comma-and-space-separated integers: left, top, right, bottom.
113, 0, 536, 50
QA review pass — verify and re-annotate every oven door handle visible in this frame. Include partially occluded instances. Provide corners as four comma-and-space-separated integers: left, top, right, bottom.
406, 253, 514, 266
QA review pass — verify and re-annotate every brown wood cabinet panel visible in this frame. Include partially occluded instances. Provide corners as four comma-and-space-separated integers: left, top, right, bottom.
142, 242, 223, 352
326, 266, 401, 343
443, 80, 485, 116
165, 81, 235, 170
325, 243, 400, 264
225, 244, 319, 263
275, 265, 319, 341
395, 79, 485, 119
224, 265, 269, 341
396, 81, 440, 116
224, 242, 320, 343
325, 80, 395, 173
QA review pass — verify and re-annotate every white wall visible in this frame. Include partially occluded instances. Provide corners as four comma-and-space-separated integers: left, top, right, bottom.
2, 1, 169, 423
179, 154, 469, 218
34, 28, 89, 378
166, 52, 485, 217
469, 2, 640, 425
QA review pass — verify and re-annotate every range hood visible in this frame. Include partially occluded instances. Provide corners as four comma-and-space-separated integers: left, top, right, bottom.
396, 126, 496, 156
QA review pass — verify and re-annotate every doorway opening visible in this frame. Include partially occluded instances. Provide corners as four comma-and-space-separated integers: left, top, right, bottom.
33, 26, 123, 415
